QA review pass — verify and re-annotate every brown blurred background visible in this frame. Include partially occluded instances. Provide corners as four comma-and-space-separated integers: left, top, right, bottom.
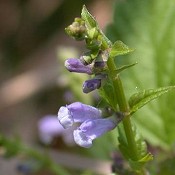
0, 0, 113, 174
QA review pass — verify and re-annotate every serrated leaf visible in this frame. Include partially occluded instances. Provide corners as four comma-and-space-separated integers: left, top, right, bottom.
118, 126, 130, 159
139, 152, 153, 162
115, 62, 137, 74
129, 153, 153, 171
81, 5, 97, 30
109, 40, 134, 57
129, 86, 175, 115
106, 0, 175, 149
118, 123, 152, 171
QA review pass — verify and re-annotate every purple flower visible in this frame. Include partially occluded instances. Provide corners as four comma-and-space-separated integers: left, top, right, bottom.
65, 58, 93, 75
73, 117, 118, 148
94, 61, 106, 68
38, 115, 64, 144
58, 102, 102, 129
83, 78, 101, 93
38, 115, 75, 145
82, 74, 107, 93
58, 102, 123, 148
94, 61, 107, 72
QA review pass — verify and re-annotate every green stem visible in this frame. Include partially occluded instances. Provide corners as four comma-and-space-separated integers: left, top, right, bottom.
107, 57, 139, 161
107, 57, 149, 175
100, 35, 148, 173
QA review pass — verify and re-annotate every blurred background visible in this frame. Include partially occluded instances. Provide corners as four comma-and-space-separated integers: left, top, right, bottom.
0, 0, 114, 174
1, 0, 175, 174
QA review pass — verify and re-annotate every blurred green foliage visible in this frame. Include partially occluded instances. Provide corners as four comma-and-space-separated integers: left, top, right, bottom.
0, 134, 70, 175
106, 0, 175, 150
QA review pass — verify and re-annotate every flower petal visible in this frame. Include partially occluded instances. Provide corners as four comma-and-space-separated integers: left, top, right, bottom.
73, 129, 92, 148
73, 117, 118, 148
68, 102, 102, 121
58, 102, 102, 128
57, 106, 74, 129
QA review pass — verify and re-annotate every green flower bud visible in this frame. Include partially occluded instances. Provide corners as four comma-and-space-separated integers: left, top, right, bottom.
65, 18, 87, 41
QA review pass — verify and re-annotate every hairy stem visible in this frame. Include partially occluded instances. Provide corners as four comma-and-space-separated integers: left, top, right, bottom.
107, 56, 148, 175
107, 57, 138, 160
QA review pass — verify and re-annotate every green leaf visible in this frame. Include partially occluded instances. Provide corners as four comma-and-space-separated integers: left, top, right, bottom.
106, 0, 175, 149
81, 5, 111, 49
109, 40, 134, 57
81, 5, 97, 30
118, 126, 130, 159
118, 123, 153, 171
129, 153, 153, 171
87, 27, 98, 40
115, 62, 138, 74
129, 86, 175, 115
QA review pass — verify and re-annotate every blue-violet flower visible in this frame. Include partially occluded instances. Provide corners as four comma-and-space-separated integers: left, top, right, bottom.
65, 58, 93, 75
58, 102, 124, 148
83, 74, 107, 93
58, 102, 102, 129
38, 115, 75, 145
83, 78, 101, 93
73, 116, 118, 148
38, 115, 65, 144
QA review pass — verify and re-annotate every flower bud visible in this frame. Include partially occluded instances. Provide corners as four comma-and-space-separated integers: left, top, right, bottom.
83, 78, 101, 93
65, 18, 86, 41
83, 74, 107, 93
65, 58, 93, 75
93, 61, 107, 73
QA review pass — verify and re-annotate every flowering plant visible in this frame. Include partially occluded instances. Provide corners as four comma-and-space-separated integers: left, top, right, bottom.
57, 5, 175, 174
